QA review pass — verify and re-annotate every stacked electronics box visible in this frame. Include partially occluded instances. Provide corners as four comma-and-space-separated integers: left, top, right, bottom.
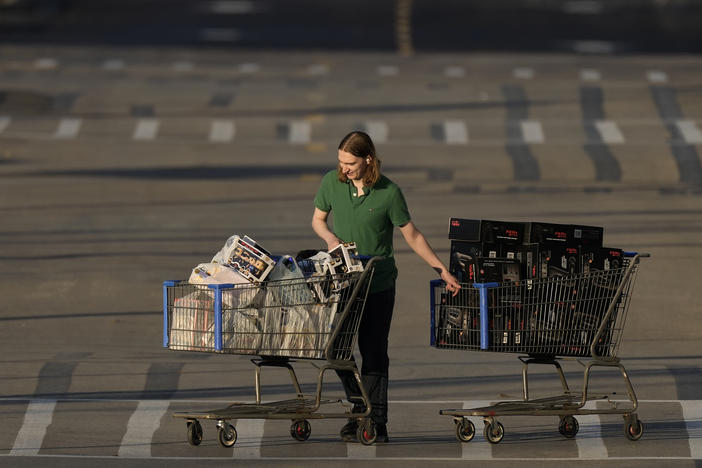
439, 218, 623, 354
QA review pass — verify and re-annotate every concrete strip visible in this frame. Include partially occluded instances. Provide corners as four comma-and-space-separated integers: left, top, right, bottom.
513, 67, 534, 79
594, 120, 625, 144
54, 118, 82, 139
209, 120, 235, 142
580, 69, 601, 81
680, 400, 702, 459
521, 120, 544, 143
444, 66, 465, 78
364, 121, 388, 143
0, 116, 10, 133
118, 400, 169, 457
444, 120, 468, 145
232, 419, 265, 459
9, 400, 56, 456
289, 121, 311, 144
647, 70, 669, 83
461, 400, 493, 459
34, 58, 58, 70
675, 120, 702, 144
133, 119, 159, 141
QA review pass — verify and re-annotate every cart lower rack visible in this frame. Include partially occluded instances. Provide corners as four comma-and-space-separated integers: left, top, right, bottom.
163, 257, 381, 446
430, 252, 648, 444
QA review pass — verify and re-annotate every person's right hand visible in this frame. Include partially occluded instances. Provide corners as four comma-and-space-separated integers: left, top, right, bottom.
326, 238, 342, 251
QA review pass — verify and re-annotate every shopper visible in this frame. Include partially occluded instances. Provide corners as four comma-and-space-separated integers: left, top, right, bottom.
312, 130, 460, 443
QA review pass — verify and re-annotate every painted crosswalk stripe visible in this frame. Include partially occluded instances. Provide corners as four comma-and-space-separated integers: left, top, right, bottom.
34, 58, 58, 70
681, 400, 702, 459
363, 121, 388, 143
594, 120, 625, 144
444, 66, 465, 78
647, 70, 669, 83
103, 59, 125, 71
444, 120, 468, 144
172, 61, 194, 72
289, 121, 311, 144
460, 401, 493, 459
377, 65, 399, 76
676, 120, 702, 144
580, 69, 601, 81
118, 400, 169, 457
10, 400, 56, 456
239, 63, 260, 73
0, 116, 10, 133
54, 118, 82, 139
520, 120, 544, 143
513, 67, 534, 79
209, 120, 235, 142
575, 404, 607, 459
307, 64, 329, 75
133, 119, 159, 141
232, 419, 265, 458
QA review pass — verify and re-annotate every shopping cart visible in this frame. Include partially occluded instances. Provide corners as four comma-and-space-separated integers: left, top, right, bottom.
430, 252, 648, 444
162, 256, 381, 446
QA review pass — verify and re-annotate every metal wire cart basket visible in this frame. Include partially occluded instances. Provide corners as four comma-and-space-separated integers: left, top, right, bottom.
162, 257, 380, 447
430, 252, 648, 444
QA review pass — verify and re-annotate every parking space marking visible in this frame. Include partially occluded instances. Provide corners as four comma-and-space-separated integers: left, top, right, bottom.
444, 66, 465, 78
231, 419, 265, 458
34, 58, 58, 70
133, 119, 160, 141
209, 120, 235, 142
172, 61, 194, 72
102, 59, 125, 71
647, 70, 669, 83
54, 118, 82, 139
460, 400, 493, 459
363, 121, 389, 143
676, 120, 702, 144
289, 120, 311, 144
513, 67, 534, 80
377, 65, 399, 77
239, 63, 260, 73
118, 400, 170, 457
594, 120, 625, 144
9, 400, 56, 456
521, 120, 545, 143
575, 405, 607, 459
307, 64, 329, 76
443, 120, 468, 144
0, 116, 10, 133
680, 400, 702, 459
579, 69, 601, 82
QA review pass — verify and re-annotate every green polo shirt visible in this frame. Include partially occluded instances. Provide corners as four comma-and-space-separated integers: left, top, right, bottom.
314, 170, 411, 293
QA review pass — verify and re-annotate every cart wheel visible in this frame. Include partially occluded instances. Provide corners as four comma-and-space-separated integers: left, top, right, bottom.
558, 416, 579, 438
625, 418, 644, 441
357, 420, 377, 445
186, 420, 203, 446
290, 420, 311, 441
456, 418, 475, 443
217, 423, 237, 447
484, 421, 504, 444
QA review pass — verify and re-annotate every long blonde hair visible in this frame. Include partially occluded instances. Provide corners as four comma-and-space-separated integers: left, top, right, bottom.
337, 131, 381, 186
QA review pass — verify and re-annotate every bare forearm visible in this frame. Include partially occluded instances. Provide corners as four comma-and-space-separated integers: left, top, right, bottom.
312, 217, 341, 250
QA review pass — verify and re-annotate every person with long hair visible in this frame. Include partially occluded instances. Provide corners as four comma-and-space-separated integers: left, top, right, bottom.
312, 131, 460, 443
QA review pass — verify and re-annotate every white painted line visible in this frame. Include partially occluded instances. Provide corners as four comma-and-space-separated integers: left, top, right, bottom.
289, 121, 311, 144
0, 116, 10, 133
209, 0, 256, 14
34, 58, 58, 70
209, 120, 235, 142
364, 121, 388, 144
118, 400, 169, 458
103, 59, 125, 71
444, 66, 465, 78
307, 64, 329, 76
239, 63, 260, 73
133, 119, 159, 141
54, 118, 82, 139
172, 61, 194, 72
676, 120, 702, 144
513, 67, 534, 80
461, 400, 492, 459
580, 69, 601, 81
232, 419, 265, 458
521, 120, 545, 143
594, 120, 625, 144
347, 439, 376, 458
575, 404, 607, 459
647, 70, 669, 83
444, 120, 468, 145
377, 65, 399, 77
681, 400, 702, 459
10, 400, 56, 456
200, 28, 241, 42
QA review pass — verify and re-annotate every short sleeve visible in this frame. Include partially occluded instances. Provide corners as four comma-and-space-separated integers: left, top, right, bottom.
313, 171, 333, 212
388, 186, 411, 227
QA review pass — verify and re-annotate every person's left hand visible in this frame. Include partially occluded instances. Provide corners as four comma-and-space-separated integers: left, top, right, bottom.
441, 270, 461, 297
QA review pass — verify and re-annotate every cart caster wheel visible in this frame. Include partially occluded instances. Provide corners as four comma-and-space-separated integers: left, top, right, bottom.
484, 421, 504, 444
290, 420, 311, 441
357, 420, 377, 445
558, 416, 579, 438
625, 418, 644, 441
456, 418, 475, 443
217, 423, 237, 447
186, 420, 203, 446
